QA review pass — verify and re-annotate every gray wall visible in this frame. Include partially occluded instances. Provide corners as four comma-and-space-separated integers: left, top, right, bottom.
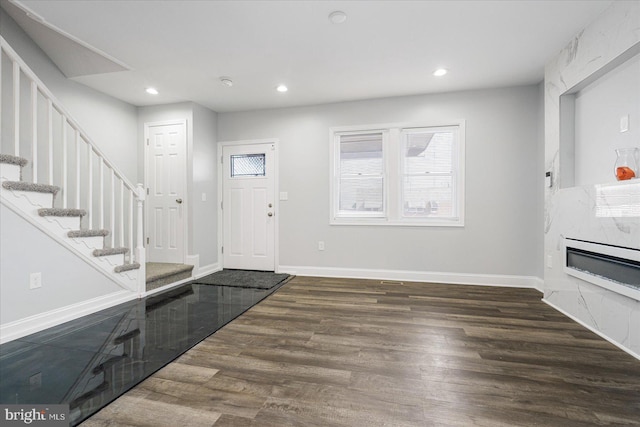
218, 85, 543, 278
574, 53, 640, 186
0, 205, 123, 324
0, 8, 138, 183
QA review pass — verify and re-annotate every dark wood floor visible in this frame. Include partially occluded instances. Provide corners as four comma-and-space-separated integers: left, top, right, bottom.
83, 277, 640, 426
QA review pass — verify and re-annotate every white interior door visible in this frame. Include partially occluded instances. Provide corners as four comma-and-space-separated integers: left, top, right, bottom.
222, 143, 275, 271
145, 121, 186, 264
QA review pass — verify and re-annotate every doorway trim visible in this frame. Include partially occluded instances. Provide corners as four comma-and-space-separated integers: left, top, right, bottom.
144, 119, 189, 264
217, 139, 280, 272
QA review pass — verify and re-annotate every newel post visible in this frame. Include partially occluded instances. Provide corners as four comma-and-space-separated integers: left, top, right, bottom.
136, 183, 146, 296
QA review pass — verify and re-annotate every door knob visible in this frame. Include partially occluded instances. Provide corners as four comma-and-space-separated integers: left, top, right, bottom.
267, 212, 273, 217
176, 198, 183, 204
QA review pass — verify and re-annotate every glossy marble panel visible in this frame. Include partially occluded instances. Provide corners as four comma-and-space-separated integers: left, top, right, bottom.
544, 1, 640, 359
0, 282, 281, 426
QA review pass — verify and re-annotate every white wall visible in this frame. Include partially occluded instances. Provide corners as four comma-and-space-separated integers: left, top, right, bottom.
544, 1, 640, 358
0, 8, 138, 183
192, 103, 218, 270
137, 102, 218, 274
218, 85, 543, 283
0, 204, 126, 325
574, 53, 640, 186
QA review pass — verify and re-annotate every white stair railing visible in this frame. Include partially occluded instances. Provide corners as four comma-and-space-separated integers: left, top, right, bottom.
0, 35, 145, 295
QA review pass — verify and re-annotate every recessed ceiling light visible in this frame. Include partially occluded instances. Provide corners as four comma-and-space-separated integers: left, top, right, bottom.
329, 11, 347, 24
145, 87, 159, 95
433, 68, 448, 77
276, 84, 288, 93
219, 77, 233, 87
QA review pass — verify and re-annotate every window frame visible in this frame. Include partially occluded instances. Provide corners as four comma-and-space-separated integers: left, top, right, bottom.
330, 121, 465, 227
332, 129, 389, 220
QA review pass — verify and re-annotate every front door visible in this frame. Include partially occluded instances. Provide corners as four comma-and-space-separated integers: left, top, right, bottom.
222, 143, 275, 271
145, 121, 187, 263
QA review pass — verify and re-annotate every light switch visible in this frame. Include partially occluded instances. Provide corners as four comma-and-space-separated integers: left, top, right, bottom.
620, 115, 629, 133
30, 272, 42, 289
279, 192, 289, 201
201, 193, 207, 202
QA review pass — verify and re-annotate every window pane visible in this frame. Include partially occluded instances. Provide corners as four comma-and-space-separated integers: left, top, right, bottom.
404, 131, 453, 174
339, 177, 383, 212
402, 176, 454, 217
231, 154, 265, 177
340, 133, 383, 175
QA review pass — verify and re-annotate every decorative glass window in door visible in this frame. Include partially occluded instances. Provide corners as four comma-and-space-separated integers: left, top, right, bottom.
231, 154, 266, 177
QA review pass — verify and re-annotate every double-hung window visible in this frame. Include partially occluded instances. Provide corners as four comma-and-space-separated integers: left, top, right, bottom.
335, 131, 387, 218
331, 122, 464, 226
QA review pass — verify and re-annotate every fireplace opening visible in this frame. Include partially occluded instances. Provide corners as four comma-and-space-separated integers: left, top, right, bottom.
566, 247, 640, 288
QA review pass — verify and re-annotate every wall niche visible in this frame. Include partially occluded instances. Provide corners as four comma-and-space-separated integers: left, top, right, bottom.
559, 45, 640, 189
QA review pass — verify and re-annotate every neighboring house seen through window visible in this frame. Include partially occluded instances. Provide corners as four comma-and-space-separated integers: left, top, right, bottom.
330, 122, 465, 226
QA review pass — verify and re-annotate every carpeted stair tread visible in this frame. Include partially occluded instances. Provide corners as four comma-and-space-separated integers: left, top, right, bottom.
68, 229, 110, 238
114, 262, 140, 273
2, 181, 60, 194
146, 262, 194, 283
38, 208, 86, 217
0, 154, 28, 167
93, 247, 129, 257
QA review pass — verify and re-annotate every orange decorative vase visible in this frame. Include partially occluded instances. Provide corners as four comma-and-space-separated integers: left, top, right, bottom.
614, 148, 638, 181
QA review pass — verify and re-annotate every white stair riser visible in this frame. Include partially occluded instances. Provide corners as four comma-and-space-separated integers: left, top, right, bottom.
42, 215, 82, 230
4, 189, 54, 208
118, 269, 139, 282
0, 186, 38, 216
0, 164, 21, 182
69, 236, 105, 251
94, 253, 125, 267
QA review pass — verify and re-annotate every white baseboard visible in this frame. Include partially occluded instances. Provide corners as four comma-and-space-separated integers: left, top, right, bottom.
194, 262, 220, 279
143, 276, 195, 297
542, 298, 640, 362
186, 254, 199, 273
532, 277, 544, 293
0, 290, 137, 344
278, 265, 542, 289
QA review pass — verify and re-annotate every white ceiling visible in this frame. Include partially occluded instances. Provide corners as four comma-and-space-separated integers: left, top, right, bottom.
7, 0, 614, 113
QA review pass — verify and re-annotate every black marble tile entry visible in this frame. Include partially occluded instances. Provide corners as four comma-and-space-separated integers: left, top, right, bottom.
0, 281, 283, 426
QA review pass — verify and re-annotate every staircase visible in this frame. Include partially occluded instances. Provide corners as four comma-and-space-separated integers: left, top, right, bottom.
0, 35, 145, 293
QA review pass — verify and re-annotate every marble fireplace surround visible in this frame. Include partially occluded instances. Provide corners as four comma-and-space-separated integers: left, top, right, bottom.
544, 1, 640, 359
563, 237, 640, 301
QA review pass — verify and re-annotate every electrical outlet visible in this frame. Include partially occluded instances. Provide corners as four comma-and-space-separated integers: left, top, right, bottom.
318, 241, 325, 251
201, 192, 207, 202
30, 272, 42, 289
546, 254, 553, 269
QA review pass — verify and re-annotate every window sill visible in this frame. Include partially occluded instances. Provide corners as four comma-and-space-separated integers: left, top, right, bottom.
330, 218, 464, 227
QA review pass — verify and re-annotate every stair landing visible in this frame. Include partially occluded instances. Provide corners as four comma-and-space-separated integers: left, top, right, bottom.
146, 262, 193, 292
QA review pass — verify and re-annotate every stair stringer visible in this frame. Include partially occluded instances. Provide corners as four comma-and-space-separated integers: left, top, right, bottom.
0, 189, 139, 291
